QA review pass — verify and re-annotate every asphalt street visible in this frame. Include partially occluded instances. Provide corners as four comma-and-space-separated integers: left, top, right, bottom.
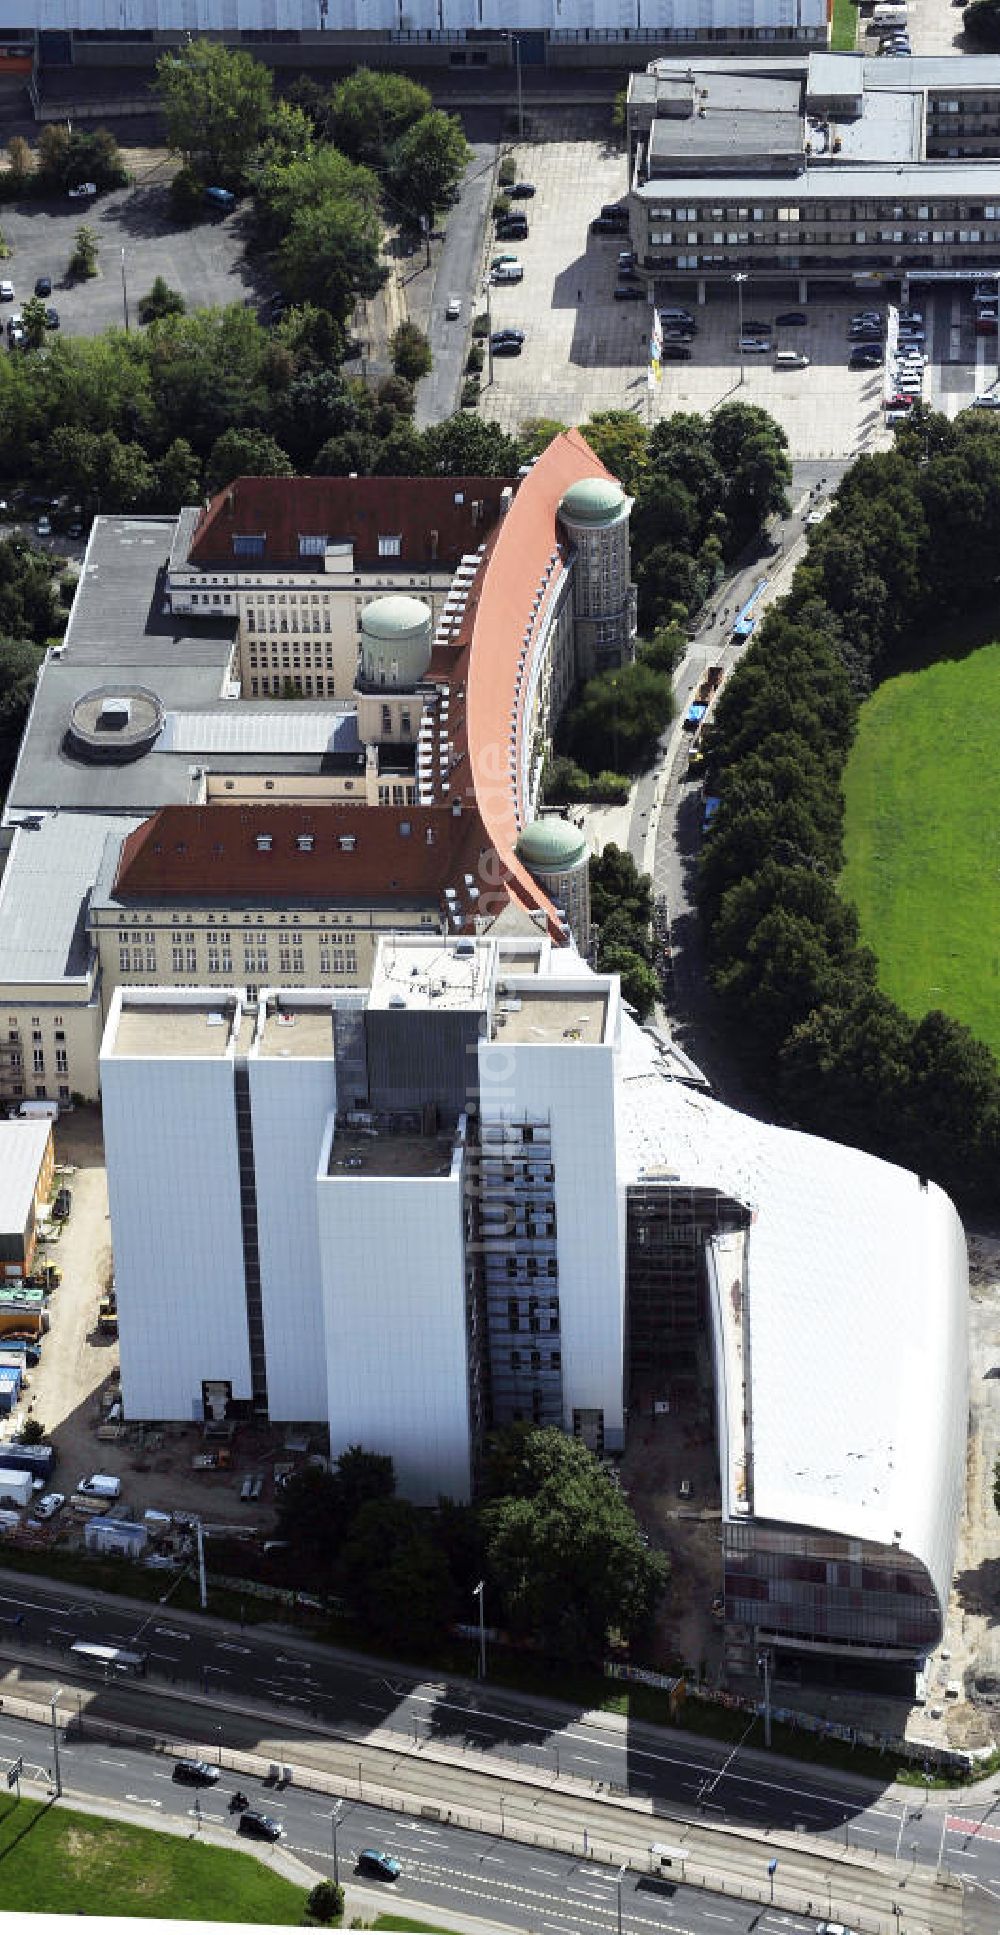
0, 1568, 992, 1912
415, 140, 500, 430
0, 1707, 838, 1935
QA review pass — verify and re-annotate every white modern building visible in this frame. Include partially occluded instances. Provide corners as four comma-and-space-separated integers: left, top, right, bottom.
99, 933, 969, 1671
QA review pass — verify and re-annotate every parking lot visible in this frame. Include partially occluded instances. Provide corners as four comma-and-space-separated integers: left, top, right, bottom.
475, 138, 1000, 458
0, 165, 253, 339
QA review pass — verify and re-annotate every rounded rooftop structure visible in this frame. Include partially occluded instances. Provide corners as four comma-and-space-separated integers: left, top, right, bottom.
65, 686, 165, 765
359, 594, 433, 690
516, 817, 589, 873
558, 476, 627, 529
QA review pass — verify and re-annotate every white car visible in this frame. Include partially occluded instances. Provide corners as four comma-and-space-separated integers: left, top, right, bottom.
36, 515, 51, 537
0, 282, 12, 303
972, 392, 1000, 409
35, 1491, 65, 1520
67, 181, 97, 200
445, 296, 461, 320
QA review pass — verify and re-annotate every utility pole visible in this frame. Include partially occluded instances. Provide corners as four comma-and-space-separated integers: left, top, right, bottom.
121, 247, 129, 333
195, 1517, 207, 1610
331, 1801, 343, 1885
50, 1689, 62, 1797
758, 1647, 772, 1749
733, 271, 747, 385
483, 278, 494, 388
473, 1579, 487, 1680
616, 1860, 628, 1935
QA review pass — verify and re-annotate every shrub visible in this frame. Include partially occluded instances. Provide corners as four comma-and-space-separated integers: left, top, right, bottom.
168, 166, 204, 225
493, 193, 511, 219
471, 311, 490, 339
461, 376, 481, 408
498, 157, 517, 186
137, 275, 186, 324
390, 320, 432, 383
68, 225, 98, 280
466, 342, 484, 374
305, 1880, 344, 1924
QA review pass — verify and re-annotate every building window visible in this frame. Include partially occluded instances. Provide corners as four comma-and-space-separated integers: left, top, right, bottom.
119, 948, 130, 971
378, 535, 402, 557
32, 1049, 44, 1074
55, 1050, 68, 1075
233, 534, 266, 559
185, 947, 197, 972
145, 948, 156, 972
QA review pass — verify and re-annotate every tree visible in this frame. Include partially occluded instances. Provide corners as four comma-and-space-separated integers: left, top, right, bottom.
19, 1418, 44, 1445
156, 40, 274, 183
276, 193, 386, 326
964, 0, 1000, 45
20, 297, 47, 352
420, 414, 522, 478
37, 124, 70, 186
305, 1880, 344, 1926
590, 843, 653, 936
518, 417, 568, 461
391, 321, 432, 384
274, 1465, 342, 1587
331, 69, 431, 168
480, 1428, 668, 1660
0, 539, 61, 643
206, 427, 293, 495
0, 635, 44, 794
156, 438, 203, 509
599, 942, 659, 1019
580, 411, 648, 496
330, 1444, 395, 1528
566, 660, 673, 775
7, 136, 31, 183
138, 276, 186, 325
387, 110, 469, 228
340, 1498, 455, 1649
69, 225, 99, 280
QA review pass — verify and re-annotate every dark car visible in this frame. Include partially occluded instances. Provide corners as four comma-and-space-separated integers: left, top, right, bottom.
491, 329, 525, 346
239, 1810, 282, 1841
591, 215, 624, 234
775, 310, 808, 327
661, 342, 692, 360
357, 1849, 401, 1882
173, 1759, 221, 1787
491, 339, 523, 356
34, 276, 52, 299
496, 219, 528, 240
850, 346, 884, 366
44, 308, 59, 330
509, 182, 535, 198
53, 1186, 72, 1221
741, 318, 771, 336
614, 283, 644, 301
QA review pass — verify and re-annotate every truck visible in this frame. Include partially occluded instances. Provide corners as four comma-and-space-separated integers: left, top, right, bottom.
0, 1443, 55, 1478
98, 1298, 118, 1337
77, 1473, 121, 1500
732, 579, 768, 640
0, 1312, 44, 1341
17, 1100, 58, 1121
0, 1468, 32, 1509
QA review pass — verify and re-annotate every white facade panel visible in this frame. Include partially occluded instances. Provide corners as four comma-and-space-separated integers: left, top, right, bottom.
248, 1053, 336, 1424
478, 1034, 625, 1447
317, 1137, 472, 1504
100, 1045, 252, 1422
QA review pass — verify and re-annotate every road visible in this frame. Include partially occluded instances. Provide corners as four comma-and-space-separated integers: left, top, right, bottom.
0, 1707, 838, 1935
415, 139, 501, 430
0, 1567, 986, 1925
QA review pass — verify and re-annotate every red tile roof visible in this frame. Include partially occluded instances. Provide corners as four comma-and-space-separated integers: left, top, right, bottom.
113, 802, 519, 929
188, 476, 514, 572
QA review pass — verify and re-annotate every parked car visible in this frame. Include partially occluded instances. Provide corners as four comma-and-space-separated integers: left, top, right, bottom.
850, 346, 883, 366
173, 1759, 220, 1786
67, 182, 97, 199
0, 282, 12, 303
591, 215, 625, 234
775, 310, 808, 326
492, 339, 523, 356
53, 1186, 72, 1219
738, 336, 771, 352
34, 277, 52, 299
44, 308, 59, 331
496, 219, 528, 241
239, 1810, 282, 1840
509, 182, 535, 198
972, 391, 1000, 408
36, 515, 51, 538
357, 1849, 401, 1882
491, 264, 523, 284
445, 295, 461, 320
491, 252, 520, 269
661, 342, 692, 360
614, 283, 644, 300
35, 1492, 64, 1521
897, 309, 923, 323
741, 318, 771, 336
491, 328, 525, 346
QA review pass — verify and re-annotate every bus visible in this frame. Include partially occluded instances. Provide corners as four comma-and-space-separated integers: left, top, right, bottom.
68, 1640, 148, 1677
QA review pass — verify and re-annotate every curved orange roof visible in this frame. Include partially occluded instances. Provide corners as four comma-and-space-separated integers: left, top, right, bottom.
464, 429, 614, 934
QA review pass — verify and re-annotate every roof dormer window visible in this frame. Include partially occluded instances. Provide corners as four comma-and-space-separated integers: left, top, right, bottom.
378, 534, 402, 557
299, 535, 327, 557
233, 534, 266, 559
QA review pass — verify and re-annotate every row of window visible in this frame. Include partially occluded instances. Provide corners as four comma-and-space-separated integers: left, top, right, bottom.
246, 615, 334, 634
15, 1048, 69, 1075
645, 202, 1000, 224
650, 228, 1000, 250
116, 921, 358, 936
5, 1082, 70, 1104
508, 1350, 561, 1372
249, 676, 337, 697
120, 947, 360, 976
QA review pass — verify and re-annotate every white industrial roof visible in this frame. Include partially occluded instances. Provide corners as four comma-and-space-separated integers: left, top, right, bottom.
0, 1120, 51, 1234
0, 813, 142, 983
161, 709, 358, 756
617, 1022, 968, 1609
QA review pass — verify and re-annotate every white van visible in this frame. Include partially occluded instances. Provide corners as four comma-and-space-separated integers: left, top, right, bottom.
491, 263, 524, 284
872, 4, 907, 23
775, 349, 810, 368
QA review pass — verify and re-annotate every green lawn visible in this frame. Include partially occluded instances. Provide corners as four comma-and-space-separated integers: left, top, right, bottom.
830, 0, 859, 51
841, 643, 1000, 1059
0, 1797, 306, 1923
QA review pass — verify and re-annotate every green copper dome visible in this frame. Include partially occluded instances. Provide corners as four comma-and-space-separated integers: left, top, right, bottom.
361, 594, 432, 639
516, 818, 589, 873
558, 476, 627, 527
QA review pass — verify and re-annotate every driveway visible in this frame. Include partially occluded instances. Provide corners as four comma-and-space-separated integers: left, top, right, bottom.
414, 138, 500, 429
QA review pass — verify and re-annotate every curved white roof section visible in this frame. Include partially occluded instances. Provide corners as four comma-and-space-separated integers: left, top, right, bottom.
617, 1022, 968, 1617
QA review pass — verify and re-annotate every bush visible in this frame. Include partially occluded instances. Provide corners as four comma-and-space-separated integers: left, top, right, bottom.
58, 573, 77, 607
471, 311, 490, 339
305, 1880, 344, 1925
68, 225, 98, 280
498, 157, 517, 187
137, 275, 187, 325
19, 1418, 45, 1445
461, 376, 481, 408
493, 193, 511, 219
466, 342, 484, 375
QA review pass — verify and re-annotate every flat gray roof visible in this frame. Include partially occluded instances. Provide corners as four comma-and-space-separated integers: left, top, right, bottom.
108, 999, 240, 1060
0, 812, 142, 983
0, 1121, 51, 1234
637, 159, 1000, 199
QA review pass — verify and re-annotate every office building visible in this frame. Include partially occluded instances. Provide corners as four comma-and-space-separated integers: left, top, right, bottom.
627, 53, 1000, 296
100, 932, 969, 1673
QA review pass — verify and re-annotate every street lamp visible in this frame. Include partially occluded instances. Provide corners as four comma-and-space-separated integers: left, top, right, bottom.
473, 1580, 487, 1680
757, 1647, 772, 1750
482, 279, 494, 389
616, 1860, 628, 1935
50, 1688, 62, 1797
506, 34, 524, 144
331, 1801, 343, 1886
732, 271, 748, 386
121, 247, 129, 334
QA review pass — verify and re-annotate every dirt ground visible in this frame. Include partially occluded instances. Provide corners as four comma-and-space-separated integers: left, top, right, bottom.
6, 1108, 289, 1545
620, 1378, 725, 1681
